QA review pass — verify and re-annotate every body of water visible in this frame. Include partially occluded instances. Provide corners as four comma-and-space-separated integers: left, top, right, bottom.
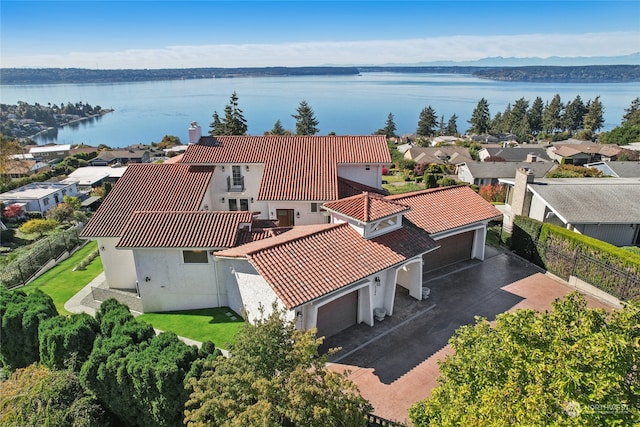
2, 73, 638, 148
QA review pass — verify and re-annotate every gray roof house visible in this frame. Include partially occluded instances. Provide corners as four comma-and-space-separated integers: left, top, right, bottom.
404, 146, 473, 165
478, 146, 552, 163
498, 168, 640, 247
457, 161, 556, 186
584, 161, 640, 178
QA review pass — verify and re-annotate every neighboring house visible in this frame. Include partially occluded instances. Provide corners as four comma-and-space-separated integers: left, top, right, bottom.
70, 145, 100, 157
90, 149, 151, 166
81, 135, 502, 337
498, 167, 640, 246
457, 161, 556, 186
404, 146, 473, 165
0, 182, 80, 214
1, 159, 50, 178
584, 161, 640, 178
547, 143, 622, 165
478, 146, 552, 163
60, 165, 127, 192
29, 144, 71, 162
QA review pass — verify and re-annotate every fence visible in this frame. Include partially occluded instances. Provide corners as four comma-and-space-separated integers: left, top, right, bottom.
366, 414, 406, 427
0, 226, 84, 289
543, 242, 640, 301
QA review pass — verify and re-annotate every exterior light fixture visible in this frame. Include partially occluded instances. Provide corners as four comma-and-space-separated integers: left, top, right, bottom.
145, 276, 151, 282
296, 211, 300, 219
221, 197, 225, 203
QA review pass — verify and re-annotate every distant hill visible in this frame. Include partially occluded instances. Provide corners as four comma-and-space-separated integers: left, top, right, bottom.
381, 52, 640, 67
2, 63, 639, 85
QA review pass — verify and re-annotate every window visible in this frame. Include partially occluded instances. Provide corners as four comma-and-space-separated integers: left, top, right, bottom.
365, 165, 371, 170
232, 165, 242, 186
239, 198, 249, 211
43, 197, 50, 206
228, 199, 238, 211
54, 194, 60, 204
311, 203, 318, 213
183, 250, 208, 263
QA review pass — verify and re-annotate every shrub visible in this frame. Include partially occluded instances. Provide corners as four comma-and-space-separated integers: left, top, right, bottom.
0, 288, 58, 370
39, 313, 99, 370
510, 216, 544, 266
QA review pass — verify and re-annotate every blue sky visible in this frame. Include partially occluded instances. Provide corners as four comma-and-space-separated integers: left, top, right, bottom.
2, 1, 639, 68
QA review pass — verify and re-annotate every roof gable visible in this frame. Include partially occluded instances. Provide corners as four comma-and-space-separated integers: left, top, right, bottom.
181, 135, 392, 201
217, 221, 438, 308
81, 164, 214, 238
387, 185, 502, 234
323, 192, 409, 223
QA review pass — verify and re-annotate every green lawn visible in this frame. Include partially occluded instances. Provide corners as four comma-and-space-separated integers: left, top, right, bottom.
137, 308, 244, 348
21, 241, 103, 315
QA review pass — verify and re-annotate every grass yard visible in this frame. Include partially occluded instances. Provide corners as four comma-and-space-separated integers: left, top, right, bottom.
21, 241, 103, 315
383, 182, 425, 194
137, 308, 244, 348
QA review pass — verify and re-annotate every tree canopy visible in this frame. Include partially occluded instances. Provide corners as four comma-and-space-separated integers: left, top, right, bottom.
184, 305, 372, 426
292, 100, 320, 135
416, 106, 438, 137
409, 293, 640, 427
468, 98, 491, 135
209, 91, 248, 136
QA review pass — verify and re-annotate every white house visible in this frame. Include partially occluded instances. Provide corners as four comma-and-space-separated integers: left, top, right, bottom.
0, 181, 80, 214
81, 135, 502, 337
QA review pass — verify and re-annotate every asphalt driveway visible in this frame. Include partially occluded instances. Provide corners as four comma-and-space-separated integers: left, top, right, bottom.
326, 248, 615, 424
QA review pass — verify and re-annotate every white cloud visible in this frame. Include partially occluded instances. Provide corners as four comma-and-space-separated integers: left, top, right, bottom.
4, 31, 638, 68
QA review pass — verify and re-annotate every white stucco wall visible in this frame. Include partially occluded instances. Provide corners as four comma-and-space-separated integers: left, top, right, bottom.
207, 163, 264, 212
264, 201, 328, 225
98, 237, 137, 290
217, 258, 293, 323
337, 164, 384, 189
457, 164, 474, 184
528, 194, 549, 222
132, 248, 222, 312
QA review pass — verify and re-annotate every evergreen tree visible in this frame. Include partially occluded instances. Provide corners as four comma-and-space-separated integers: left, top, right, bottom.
438, 115, 445, 136
265, 119, 289, 135
374, 112, 397, 138
416, 106, 438, 137
622, 96, 640, 125
292, 100, 320, 135
209, 92, 248, 136
563, 94, 587, 133
446, 114, 458, 135
583, 96, 605, 132
542, 94, 564, 134
528, 96, 544, 135
468, 98, 491, 135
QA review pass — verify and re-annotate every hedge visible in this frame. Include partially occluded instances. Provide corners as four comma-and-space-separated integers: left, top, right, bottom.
510, 216, 544, 266
539, 223, 640, 301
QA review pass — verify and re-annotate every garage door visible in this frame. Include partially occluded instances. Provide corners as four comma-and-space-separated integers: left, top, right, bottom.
316, 290, 358, 338
424, 231, 474, 272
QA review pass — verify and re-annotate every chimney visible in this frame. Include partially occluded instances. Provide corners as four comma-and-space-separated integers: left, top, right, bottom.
526, 153, 537, 163
188, 121, 202, 144
512, 167, 534, 217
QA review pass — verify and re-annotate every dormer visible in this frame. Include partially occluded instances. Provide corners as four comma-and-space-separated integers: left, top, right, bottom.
322, 192, 410, 239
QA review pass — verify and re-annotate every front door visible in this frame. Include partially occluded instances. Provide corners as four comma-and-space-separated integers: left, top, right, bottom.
276, 209, 294, 226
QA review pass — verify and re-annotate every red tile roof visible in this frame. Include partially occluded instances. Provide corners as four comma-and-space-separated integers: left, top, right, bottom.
338, 176, 389, 198
216, 221, 438, 308
386, 185, 503, 234
323, 192, 409, 223
181, 136, 392, 201
81, 164, 214, 238
116, 211, 253, 249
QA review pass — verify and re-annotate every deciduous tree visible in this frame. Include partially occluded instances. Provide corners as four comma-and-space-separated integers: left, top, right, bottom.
19, 218, 59, 237
184, 305, 372, 427
409, 294, 640, 427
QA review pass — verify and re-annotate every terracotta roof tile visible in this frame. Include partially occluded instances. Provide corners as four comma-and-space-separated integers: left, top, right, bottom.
338, 177, 389, 198
323, 192, 409, 223
386, 185, 502, 234
81, 164, 214, 238
181, 136, 392, 201
216, 221, 438, 308
116, 211, 253, 249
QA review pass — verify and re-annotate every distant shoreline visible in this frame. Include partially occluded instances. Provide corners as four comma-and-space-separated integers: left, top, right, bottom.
1, 65, 639, 85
